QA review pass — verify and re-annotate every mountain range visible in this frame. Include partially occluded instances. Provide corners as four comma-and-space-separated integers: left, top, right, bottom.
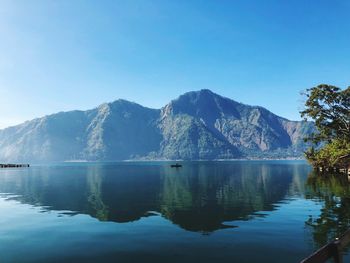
0, 89, 314, 162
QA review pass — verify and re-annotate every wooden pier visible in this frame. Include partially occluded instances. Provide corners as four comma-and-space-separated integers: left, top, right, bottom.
300, 228, 350, 263
317, 154, 350, 176
318, 167, 350, 175
0, 164, 30, 168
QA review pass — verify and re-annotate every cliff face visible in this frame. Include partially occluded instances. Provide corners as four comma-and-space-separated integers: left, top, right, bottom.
159, 90, 313, 158
0, 89, 314, 162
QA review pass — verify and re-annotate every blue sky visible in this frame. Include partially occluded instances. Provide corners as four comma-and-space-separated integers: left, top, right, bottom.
0, 0, 349, 128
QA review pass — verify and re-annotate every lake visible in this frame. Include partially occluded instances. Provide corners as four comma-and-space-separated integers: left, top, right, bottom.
0, 161, 349, 263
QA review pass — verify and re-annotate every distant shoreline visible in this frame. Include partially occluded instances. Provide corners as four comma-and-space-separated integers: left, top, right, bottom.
62, 158, 306, 163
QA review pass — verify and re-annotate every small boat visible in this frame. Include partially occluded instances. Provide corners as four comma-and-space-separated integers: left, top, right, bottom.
170, 163, 182, 168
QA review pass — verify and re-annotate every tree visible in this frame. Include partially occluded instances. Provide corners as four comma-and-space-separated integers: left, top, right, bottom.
300, 84, 350, 168
301, 84, 350, 143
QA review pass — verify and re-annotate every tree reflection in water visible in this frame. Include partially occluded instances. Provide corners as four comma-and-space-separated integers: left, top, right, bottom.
306, 171, 350, 248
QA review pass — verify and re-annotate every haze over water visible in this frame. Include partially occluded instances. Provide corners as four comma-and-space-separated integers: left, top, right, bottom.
0, 161, 349, 263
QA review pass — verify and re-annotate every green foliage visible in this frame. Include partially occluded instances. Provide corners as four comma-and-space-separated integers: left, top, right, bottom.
305, 139, 350, 168
301, 84, 350, 168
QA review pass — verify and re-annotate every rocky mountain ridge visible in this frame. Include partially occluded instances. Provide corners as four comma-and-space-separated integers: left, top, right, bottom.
0, 89, 314, 162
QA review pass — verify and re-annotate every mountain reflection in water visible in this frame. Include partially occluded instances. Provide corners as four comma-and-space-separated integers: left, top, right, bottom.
0, 162, 310, 233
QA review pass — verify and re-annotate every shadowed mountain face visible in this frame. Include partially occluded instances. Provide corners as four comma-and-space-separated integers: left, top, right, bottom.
0, 162, 308, 233
0, 90, 314, 162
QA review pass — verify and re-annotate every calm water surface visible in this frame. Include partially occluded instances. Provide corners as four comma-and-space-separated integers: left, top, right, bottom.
0, 161, 349, 263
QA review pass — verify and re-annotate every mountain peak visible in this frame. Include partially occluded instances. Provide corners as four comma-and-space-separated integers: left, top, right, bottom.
0, 89, 314, 162
164, 89, 242, 120
195, 89, 215, 95
178, 89, 221, 100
